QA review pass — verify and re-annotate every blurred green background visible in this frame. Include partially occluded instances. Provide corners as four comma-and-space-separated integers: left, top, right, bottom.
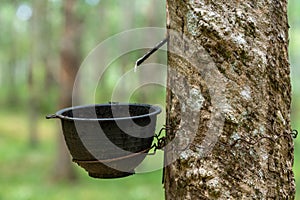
0, 0, 299, 200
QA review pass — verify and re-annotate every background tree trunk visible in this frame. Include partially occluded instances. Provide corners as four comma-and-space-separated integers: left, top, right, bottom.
28, 0, 49, 147
164, 0, 295, 199
6, 1, 18, 107
53, 0, 82, 181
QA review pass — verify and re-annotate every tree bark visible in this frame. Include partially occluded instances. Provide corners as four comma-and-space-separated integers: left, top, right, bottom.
164, 0, 295, 199
28, 0, 49, 147
53, 0, 82, 181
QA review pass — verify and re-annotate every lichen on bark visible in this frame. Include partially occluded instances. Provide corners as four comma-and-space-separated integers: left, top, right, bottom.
164, 0, 295, 199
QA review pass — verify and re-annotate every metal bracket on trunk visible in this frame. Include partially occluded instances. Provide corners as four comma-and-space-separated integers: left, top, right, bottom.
292, 130, 298, 139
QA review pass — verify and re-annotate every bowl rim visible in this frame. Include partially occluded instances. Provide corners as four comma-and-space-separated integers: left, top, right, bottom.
54, 103, 162, 121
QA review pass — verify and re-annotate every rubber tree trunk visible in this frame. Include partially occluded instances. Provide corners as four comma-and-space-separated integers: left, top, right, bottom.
53, 0, 82, 181
28, 0, 49, 147
164, 0, 295, 199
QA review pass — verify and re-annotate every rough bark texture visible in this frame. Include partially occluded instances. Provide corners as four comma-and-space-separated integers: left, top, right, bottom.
164, 0, 295, 199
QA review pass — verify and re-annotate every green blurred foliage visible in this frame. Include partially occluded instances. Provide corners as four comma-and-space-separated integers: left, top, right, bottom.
288, 0, 300, 198
0, 110, 164, 200
0, 1, 166, 199
0, 0, 299, 199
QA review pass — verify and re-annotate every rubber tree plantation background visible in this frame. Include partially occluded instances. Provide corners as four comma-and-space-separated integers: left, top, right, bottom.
0, 0, 299, 200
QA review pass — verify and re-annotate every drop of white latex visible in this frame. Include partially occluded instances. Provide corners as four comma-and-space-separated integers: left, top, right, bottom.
134, 62, 138, 73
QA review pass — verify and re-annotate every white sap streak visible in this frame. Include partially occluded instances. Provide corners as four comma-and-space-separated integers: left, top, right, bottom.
134, 62, 138, 73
